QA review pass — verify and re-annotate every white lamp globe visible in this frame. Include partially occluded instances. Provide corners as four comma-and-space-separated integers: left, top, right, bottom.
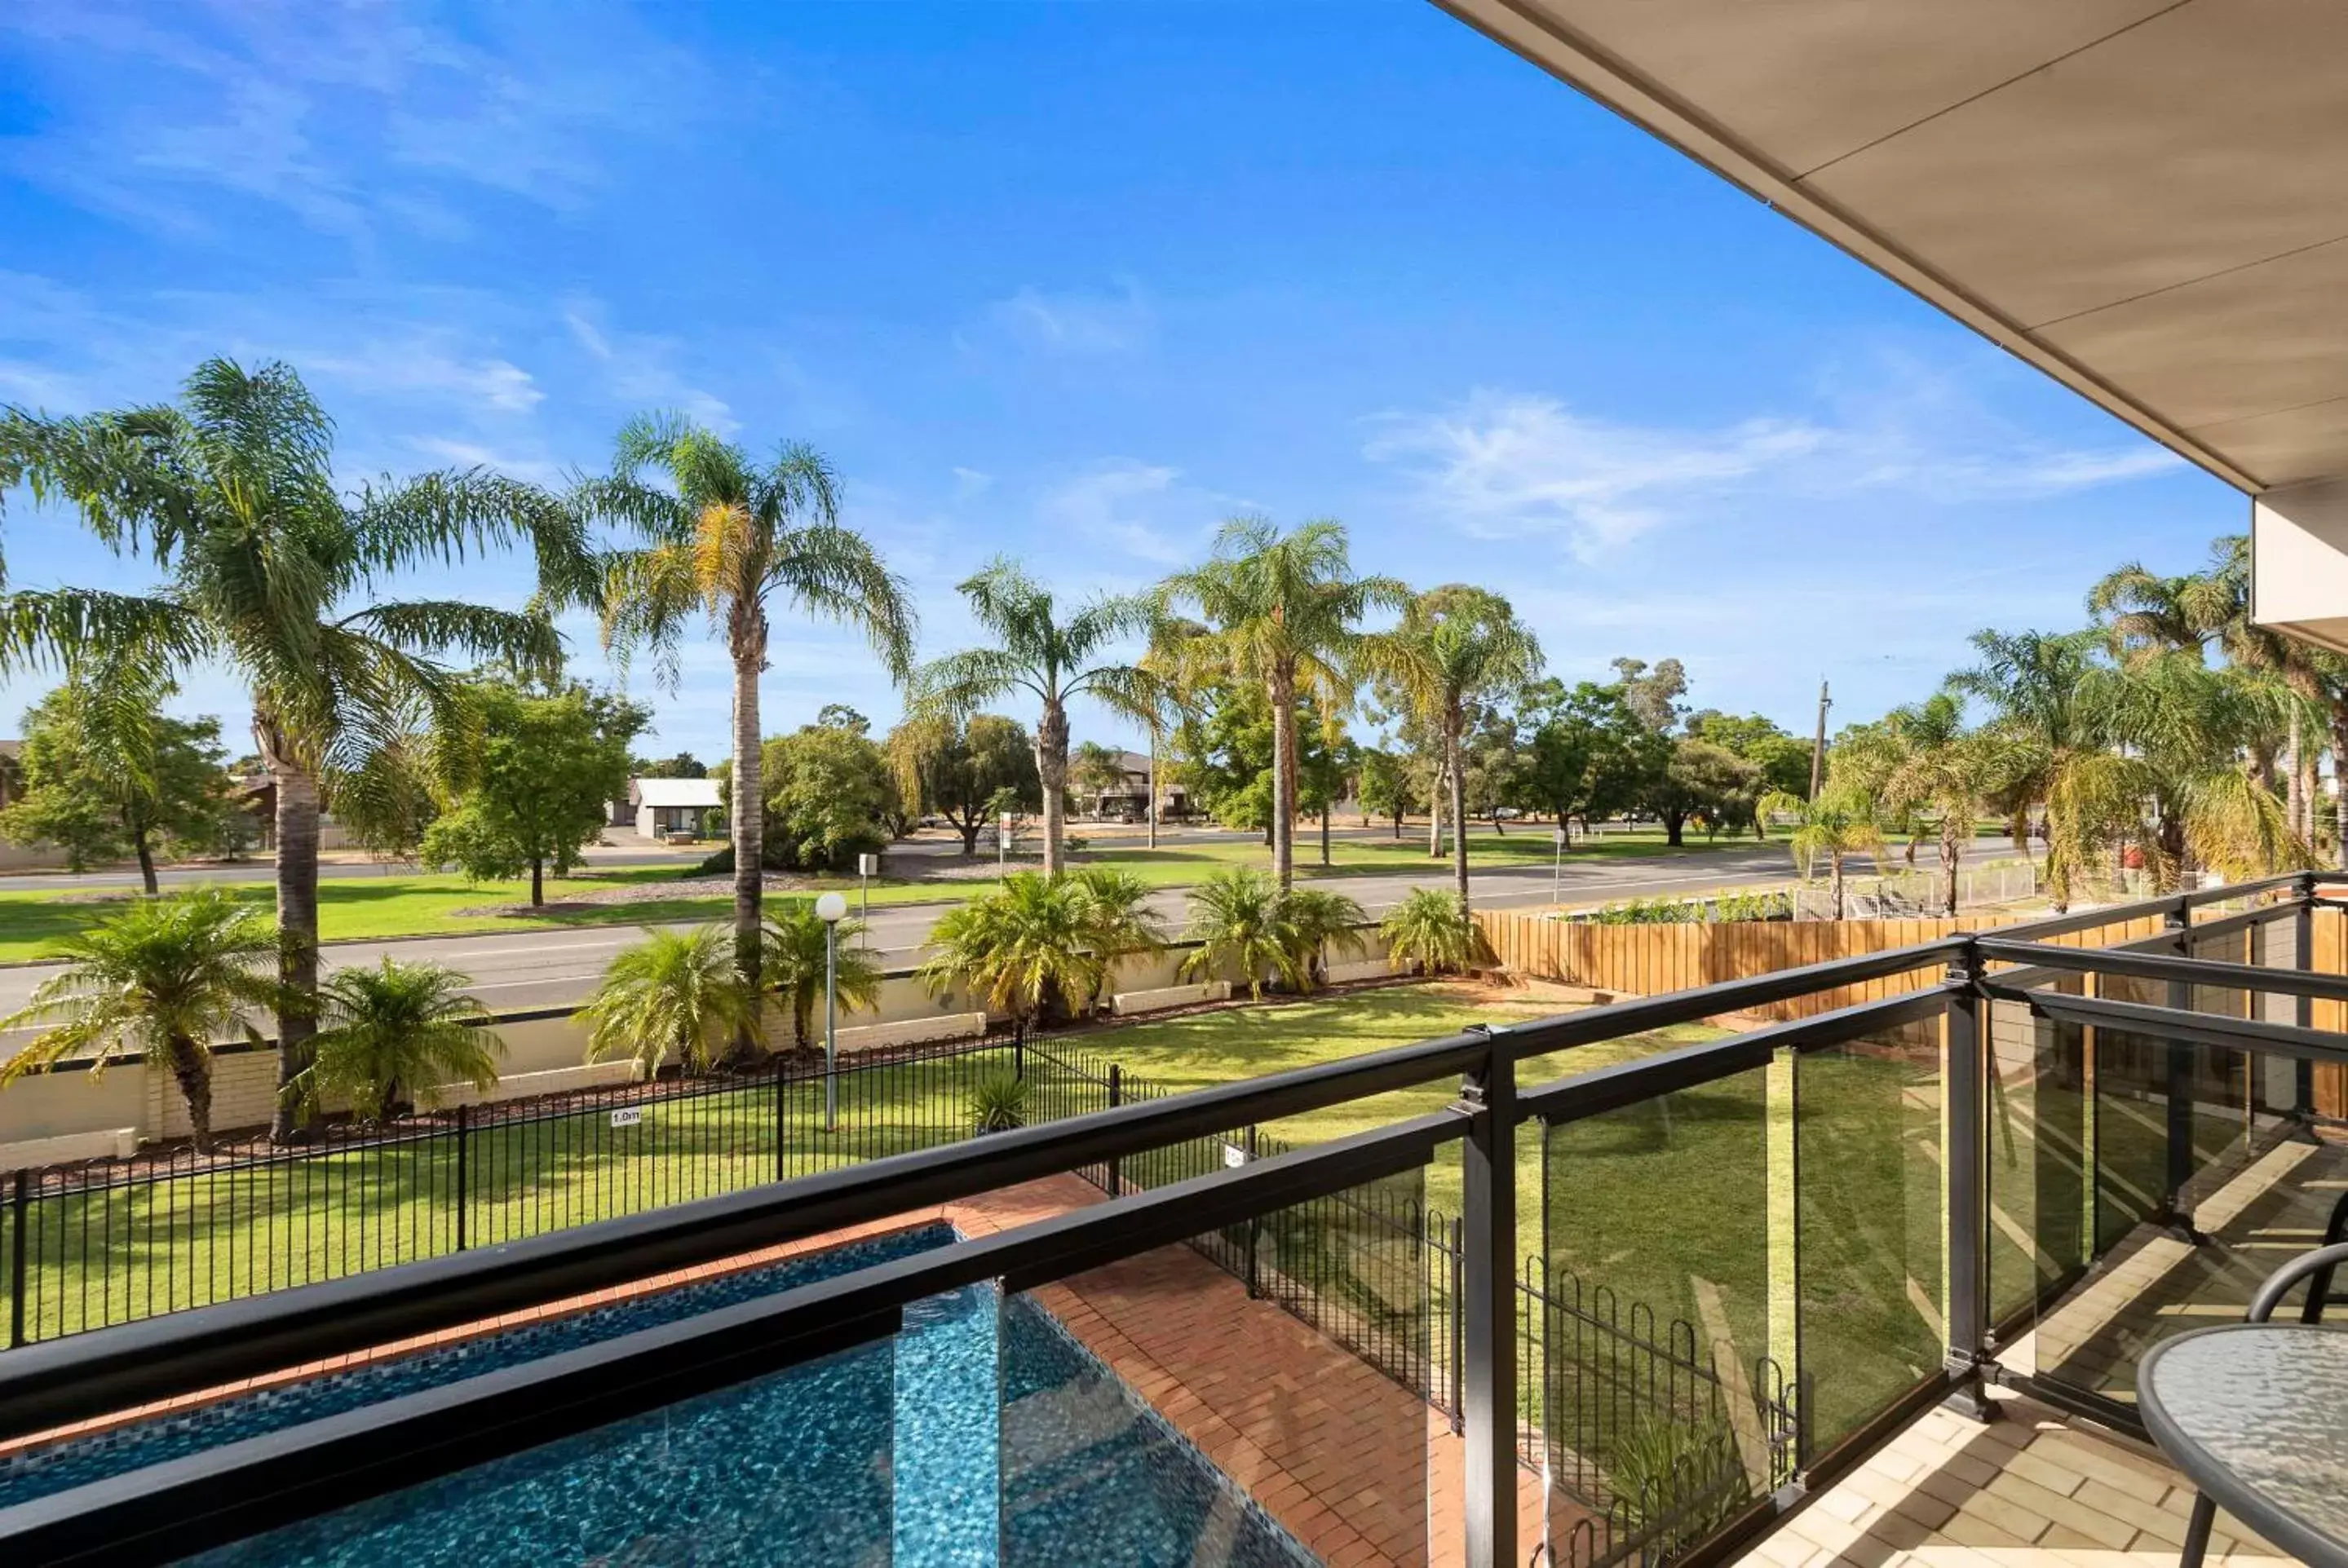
815, 892, 849, 923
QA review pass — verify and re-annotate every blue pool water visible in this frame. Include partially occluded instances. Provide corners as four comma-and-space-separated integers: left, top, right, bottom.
5, 1221, 1317, 1565
181, 1288, 1314, 1566
0, 1223, 956, 1510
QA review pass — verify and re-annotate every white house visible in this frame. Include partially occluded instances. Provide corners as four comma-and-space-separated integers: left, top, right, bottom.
625, 777, 723, 841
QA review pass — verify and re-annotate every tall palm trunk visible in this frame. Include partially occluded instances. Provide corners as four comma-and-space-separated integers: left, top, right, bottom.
1267, 666, 1297, 889
1446, 712, 1470, 905
130, 822, 160, 896
2286, 723, 2306, 846
261, 716, 319, 1144
1146, 727, 1159, 850
2333, 704, 2348, 872
1037, 697, 1069, 876
1828, 847, 1846, 921
166, 1033, 214, 1154
1939, 821, 1962, 917
1427, 762, 1445, 858
728, 618, 765, 1059
2302, 745, 2320, 848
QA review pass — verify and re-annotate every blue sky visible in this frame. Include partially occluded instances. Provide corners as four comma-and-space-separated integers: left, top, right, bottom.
0, 0, 2246, 764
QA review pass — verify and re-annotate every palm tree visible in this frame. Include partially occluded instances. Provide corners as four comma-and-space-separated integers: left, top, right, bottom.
2072, 650, 2305, 893
1360, 585, 1541, 907
281, 960, 502, 1124
1069, 866, 1171, 1011
0, 359, 586, 1140
918, 872, 1099, 1025
1875, 694, 2012, 916
0, 890, 277, 1152
912, 559, 1146, 875
762, 900, 885, 1050
581, 414, 915, 1053
1161, 517, 1408, 889
1946, 628, 2108, 905
579, 925, 758, 1080
1280, 886, 1369, 988
1760, 785, 1888, 920
1377, 886, 1493, 977
1180, 868, 1301, 1001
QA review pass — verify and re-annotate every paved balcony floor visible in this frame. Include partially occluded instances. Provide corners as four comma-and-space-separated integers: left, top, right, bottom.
1736, 1390, 2290, 1568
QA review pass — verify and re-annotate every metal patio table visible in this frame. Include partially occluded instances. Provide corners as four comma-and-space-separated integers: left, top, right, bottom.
2138, 1322, 2348, 1568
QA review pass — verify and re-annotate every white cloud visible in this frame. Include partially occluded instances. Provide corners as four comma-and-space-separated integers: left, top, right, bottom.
405, 435, 566, 488
1366, 383, 2185, 558
980, 281, 1153, 356
1037, 459, 1205, 565
1, 2, 710, 242
951, 466, 993, 501
559, 296, 735, 432
1364, 391, 1824, 557
303, 344, 542, 414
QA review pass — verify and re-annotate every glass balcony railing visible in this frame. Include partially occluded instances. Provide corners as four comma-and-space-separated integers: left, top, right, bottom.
6, 872, 2347, 1568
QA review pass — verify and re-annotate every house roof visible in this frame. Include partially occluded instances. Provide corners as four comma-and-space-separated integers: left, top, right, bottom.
632, 777, 723, 809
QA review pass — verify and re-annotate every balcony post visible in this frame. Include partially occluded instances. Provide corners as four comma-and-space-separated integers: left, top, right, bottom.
2160, 900, 2200, 1238
1458, 1030, 1518, 1568
2296, 873, 2317, 1130
1765, 1044, 1803, 1458
1941, 943, 1992, 1420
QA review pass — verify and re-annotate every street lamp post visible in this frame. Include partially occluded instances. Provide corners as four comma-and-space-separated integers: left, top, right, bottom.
816, 891, 847, 1131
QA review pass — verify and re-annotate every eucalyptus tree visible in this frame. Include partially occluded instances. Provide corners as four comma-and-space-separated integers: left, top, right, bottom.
581, 414, 915, 1044
1360, 585, 1541, 905
1161, 517, 1407, 889
0, 358, 586, 1140
912, 558, 1145, 875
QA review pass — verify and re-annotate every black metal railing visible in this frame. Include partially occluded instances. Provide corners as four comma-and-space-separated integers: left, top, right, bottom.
8, 871, 2348, 1568
6, 1023, 1143, 1346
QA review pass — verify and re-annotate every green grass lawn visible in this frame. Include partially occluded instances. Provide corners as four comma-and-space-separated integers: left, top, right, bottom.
0, 825, 1784, 961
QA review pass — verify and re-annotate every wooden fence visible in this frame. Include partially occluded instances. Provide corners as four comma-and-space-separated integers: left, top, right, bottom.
1475, 908, 2169, 1023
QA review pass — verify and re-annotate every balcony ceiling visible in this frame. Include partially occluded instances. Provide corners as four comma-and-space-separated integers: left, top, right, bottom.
1435, 0, 2348, 498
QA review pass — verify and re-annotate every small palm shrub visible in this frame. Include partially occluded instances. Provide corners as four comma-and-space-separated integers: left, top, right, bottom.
1181, 868, 1302, 1001
918, 872, 1099, 1024
763, 900, 884, 1049
0, 889, 278, 1152
1378, 886, 1493, 976
579, 925, 758, 1078
1279, 886, 1369, 987
1069, 866, 1170, 1011
966, 1071, 1030, 1134
283, 959, 502, 1124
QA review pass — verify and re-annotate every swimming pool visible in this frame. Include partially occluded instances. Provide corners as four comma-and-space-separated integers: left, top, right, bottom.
0, 1224, 956, 1510
5, 1222, 1317, 1565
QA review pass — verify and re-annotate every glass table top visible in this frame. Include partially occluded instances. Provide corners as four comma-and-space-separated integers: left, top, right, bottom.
2140, 1323, 2348, 1563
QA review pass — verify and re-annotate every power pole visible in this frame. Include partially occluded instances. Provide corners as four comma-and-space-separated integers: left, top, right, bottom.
1808, 678, 1832, 797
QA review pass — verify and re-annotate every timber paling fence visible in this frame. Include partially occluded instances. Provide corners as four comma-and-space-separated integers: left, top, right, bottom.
2, 1021, 1805, 1566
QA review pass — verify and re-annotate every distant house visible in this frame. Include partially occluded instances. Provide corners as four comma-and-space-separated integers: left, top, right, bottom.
625, 776, 723, 841
1086, 750, 1189, 822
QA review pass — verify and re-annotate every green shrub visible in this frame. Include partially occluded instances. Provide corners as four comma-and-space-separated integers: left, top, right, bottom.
967, 1071, 1030, 1134
1607, 1410, 1752, 1538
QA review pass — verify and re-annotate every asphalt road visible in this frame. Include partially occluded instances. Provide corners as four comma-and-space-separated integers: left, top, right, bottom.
0, 838, 1883, 1019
